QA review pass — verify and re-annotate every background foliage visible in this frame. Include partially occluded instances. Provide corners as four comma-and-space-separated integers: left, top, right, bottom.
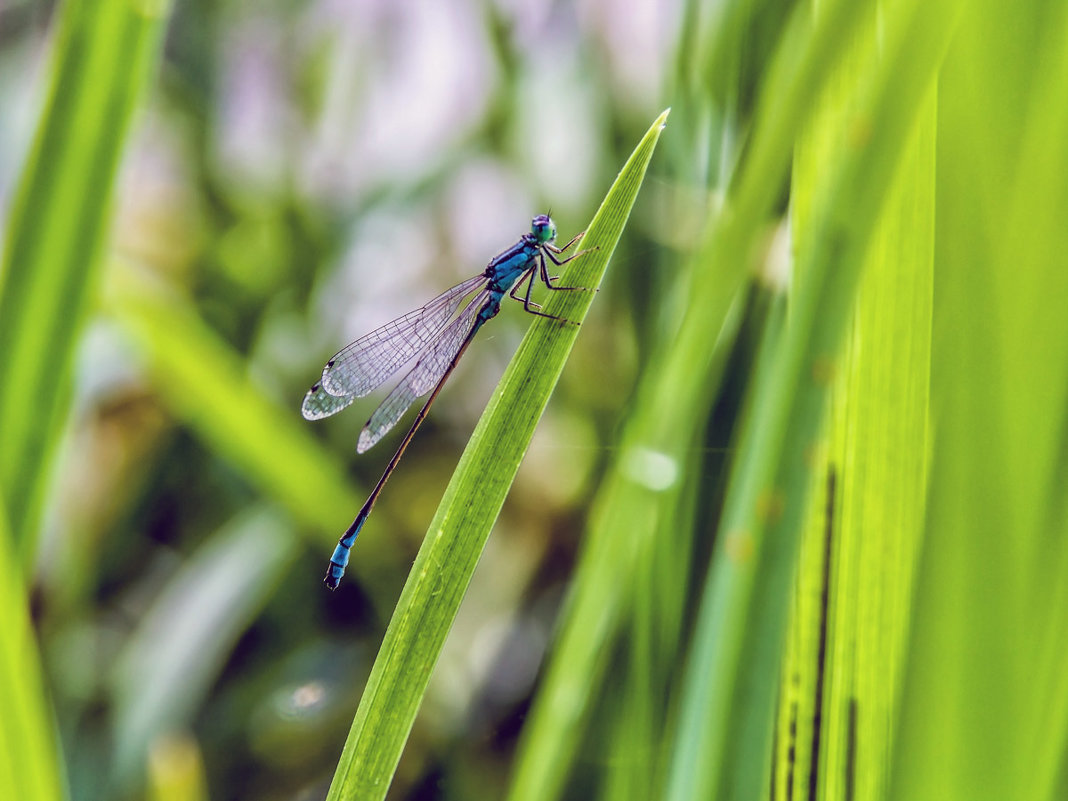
1, 0, 1065, 800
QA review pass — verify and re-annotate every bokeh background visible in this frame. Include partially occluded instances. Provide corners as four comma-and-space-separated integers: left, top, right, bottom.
2, 1, 684, 799
3, 1, 1068, 801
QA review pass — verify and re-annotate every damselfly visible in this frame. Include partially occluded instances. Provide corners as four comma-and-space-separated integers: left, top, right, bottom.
303, 215, 592, 589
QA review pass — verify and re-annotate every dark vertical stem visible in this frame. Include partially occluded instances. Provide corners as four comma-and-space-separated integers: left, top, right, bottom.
807, 465, 837, 797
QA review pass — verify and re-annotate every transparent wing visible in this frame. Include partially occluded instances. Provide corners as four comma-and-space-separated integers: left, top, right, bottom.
319, 274, 487, 398
357, 290, 490, 453
302, 382, 358, 420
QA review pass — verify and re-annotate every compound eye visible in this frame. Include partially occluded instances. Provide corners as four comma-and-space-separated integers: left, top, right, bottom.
531, 215, 555, 243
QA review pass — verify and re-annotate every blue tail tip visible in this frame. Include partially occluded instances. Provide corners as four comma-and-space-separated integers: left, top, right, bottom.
324, 564, 344, 590
324, 542, 351, 591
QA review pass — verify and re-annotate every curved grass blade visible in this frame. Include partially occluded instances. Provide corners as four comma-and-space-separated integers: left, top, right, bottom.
324, 108, 670, 801
0, 0, 171, 555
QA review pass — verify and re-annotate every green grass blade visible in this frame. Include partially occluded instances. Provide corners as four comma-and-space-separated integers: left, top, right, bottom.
772, 27, 936, 801
505, 1, 875, 798
665, 0, 960, 798
0, 500, 64, 801
105, 268, 362, 537
0, 0, 171, 554
889, 2, 1068, 798
323, 109, 669, 801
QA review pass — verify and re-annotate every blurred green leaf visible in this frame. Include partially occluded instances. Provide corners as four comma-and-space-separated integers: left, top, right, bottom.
106, 267, 362, 540
0, 0, 171, 556
0, 498, 64, 801
666, 0, 960, 798
146, 733, 209, 801
889, 2, 1068, 799
324, 108, 669, 801
111, 506, 297, 785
